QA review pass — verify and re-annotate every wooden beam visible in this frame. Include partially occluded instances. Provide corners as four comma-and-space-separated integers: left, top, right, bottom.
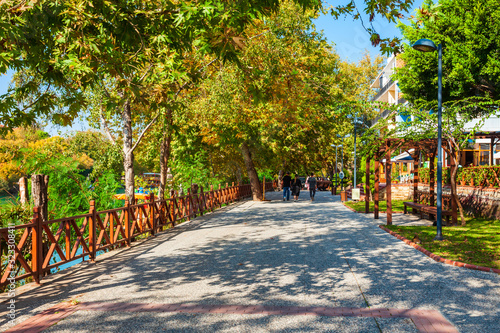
413, 150, 419, 204
365, 157, 371, 214
450, 154, 458, 225
374, 158, 380, 220
491, 137, 494, 166
429, 150, 435, 207
385, 144, 392, 225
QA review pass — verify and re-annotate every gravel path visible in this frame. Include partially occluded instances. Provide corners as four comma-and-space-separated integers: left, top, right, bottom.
1, 191, 499, 332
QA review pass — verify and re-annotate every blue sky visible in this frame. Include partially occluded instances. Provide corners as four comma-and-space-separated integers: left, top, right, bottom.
0, 4, 422, 134
315, 12, 404, 62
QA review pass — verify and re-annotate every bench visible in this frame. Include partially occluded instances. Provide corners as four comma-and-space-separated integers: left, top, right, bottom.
403, 202, 452, 224
403, 202, 427, 215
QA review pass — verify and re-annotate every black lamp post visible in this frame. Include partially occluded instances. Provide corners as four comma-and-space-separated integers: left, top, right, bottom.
412, 38, 444, 241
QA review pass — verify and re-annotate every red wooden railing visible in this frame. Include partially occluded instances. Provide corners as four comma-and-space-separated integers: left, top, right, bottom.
0, 182, 274, 288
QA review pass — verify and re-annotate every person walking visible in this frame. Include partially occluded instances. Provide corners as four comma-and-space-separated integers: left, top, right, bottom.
291, 175, 302, 202
306, 173, 317, 202
281, 171, 292, 201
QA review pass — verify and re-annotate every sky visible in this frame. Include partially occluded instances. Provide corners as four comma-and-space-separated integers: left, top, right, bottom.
0, 3, 422, 135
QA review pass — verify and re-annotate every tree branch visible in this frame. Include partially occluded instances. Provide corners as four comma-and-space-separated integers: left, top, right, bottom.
128, 111, 161, 154
175, 57, 219, 98
99, 103, 116, 145
6, 0, 27, 12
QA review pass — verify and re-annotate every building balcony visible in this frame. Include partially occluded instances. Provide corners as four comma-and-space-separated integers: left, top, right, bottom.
372, 79, 395, 102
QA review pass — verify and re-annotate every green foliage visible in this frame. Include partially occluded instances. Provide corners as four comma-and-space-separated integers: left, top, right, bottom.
0, 202, 33, 227
419, 167, 429, 183
396, 0, 500, 104
66, 130, 123, 179
257, 169, 273, 182
456, 166, 500, 187
172, 148, 219, 193
23, 148, 121, 219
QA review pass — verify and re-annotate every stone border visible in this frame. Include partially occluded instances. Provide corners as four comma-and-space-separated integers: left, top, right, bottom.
379, 225, 500, 275
5, 301, 458, 333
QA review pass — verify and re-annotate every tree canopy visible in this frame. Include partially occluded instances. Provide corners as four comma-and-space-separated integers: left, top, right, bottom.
395, 0, 500, 105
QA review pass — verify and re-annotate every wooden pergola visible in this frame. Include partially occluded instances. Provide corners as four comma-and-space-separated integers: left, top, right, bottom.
469, 131, 500, 165
365, 138, 458, 225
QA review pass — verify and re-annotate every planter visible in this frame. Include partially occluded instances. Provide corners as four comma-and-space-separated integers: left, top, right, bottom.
460, 180, 465, 186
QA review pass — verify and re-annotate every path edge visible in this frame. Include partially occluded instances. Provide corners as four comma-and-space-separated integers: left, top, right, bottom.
379, 225, 500, 275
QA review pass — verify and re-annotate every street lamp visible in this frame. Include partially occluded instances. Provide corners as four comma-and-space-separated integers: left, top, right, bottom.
412, 38, 444, 241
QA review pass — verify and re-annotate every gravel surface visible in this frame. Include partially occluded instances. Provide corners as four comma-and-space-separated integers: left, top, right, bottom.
1, 191, 499, 332
43, 310, 411, 333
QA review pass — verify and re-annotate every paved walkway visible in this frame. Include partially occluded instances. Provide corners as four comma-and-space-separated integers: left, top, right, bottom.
1, 191, 499, 332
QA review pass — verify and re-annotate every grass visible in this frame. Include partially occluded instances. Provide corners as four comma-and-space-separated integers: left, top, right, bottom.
344, 200, 406, 213
385, 217, 500, 269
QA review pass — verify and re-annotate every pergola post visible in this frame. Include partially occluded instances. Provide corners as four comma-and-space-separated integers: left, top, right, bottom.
450, 154, 458, 225
413, 150, 420, 204
491, 137, 495, 166
385, 143, 392, 225
365, 157, 371, 214
429, 150, 436, 207
374, 157, 380, 220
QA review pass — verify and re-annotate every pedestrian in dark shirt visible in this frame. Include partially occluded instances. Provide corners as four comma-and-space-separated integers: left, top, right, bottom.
291, 175, 302, 202
306, 173, 317, 202
281, 171, 292, 201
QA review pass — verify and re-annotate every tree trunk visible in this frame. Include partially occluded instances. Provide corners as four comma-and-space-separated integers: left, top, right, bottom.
241, 142, 262, 201
448, 140, 466, 225
31, 174, 49, 221
159, 133, 172, 199
122, 99, 135, 203
19, 176, 29, 207
453, 152, 466, 226
159, 108, 173, 199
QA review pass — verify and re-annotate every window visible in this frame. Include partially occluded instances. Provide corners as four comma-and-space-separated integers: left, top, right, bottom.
479, 151, 489, 166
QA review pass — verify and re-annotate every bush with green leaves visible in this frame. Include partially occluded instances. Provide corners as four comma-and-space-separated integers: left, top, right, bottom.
0, 201, 33, 227
23, 149, 121, 219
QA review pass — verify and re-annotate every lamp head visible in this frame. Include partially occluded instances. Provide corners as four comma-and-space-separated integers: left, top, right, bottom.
412, 38, 438, 52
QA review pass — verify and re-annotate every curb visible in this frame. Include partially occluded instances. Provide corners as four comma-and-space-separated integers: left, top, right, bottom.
379, 225, 500, 275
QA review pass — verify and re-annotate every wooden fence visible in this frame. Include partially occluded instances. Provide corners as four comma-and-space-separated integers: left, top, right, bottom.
0, 182, 274, 288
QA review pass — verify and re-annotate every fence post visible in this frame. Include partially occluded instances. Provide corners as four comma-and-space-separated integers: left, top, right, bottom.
125, 200, 131, 247
210, 185, 214, 211
186, 188, 191, 221
171, 191, 177, 226
262, 176, 266, 201
150, 193, 156, 236
199, 185, 205, 215
31, 207, 42, 284
89, 200, 97, 262
218, 184, 222, 208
